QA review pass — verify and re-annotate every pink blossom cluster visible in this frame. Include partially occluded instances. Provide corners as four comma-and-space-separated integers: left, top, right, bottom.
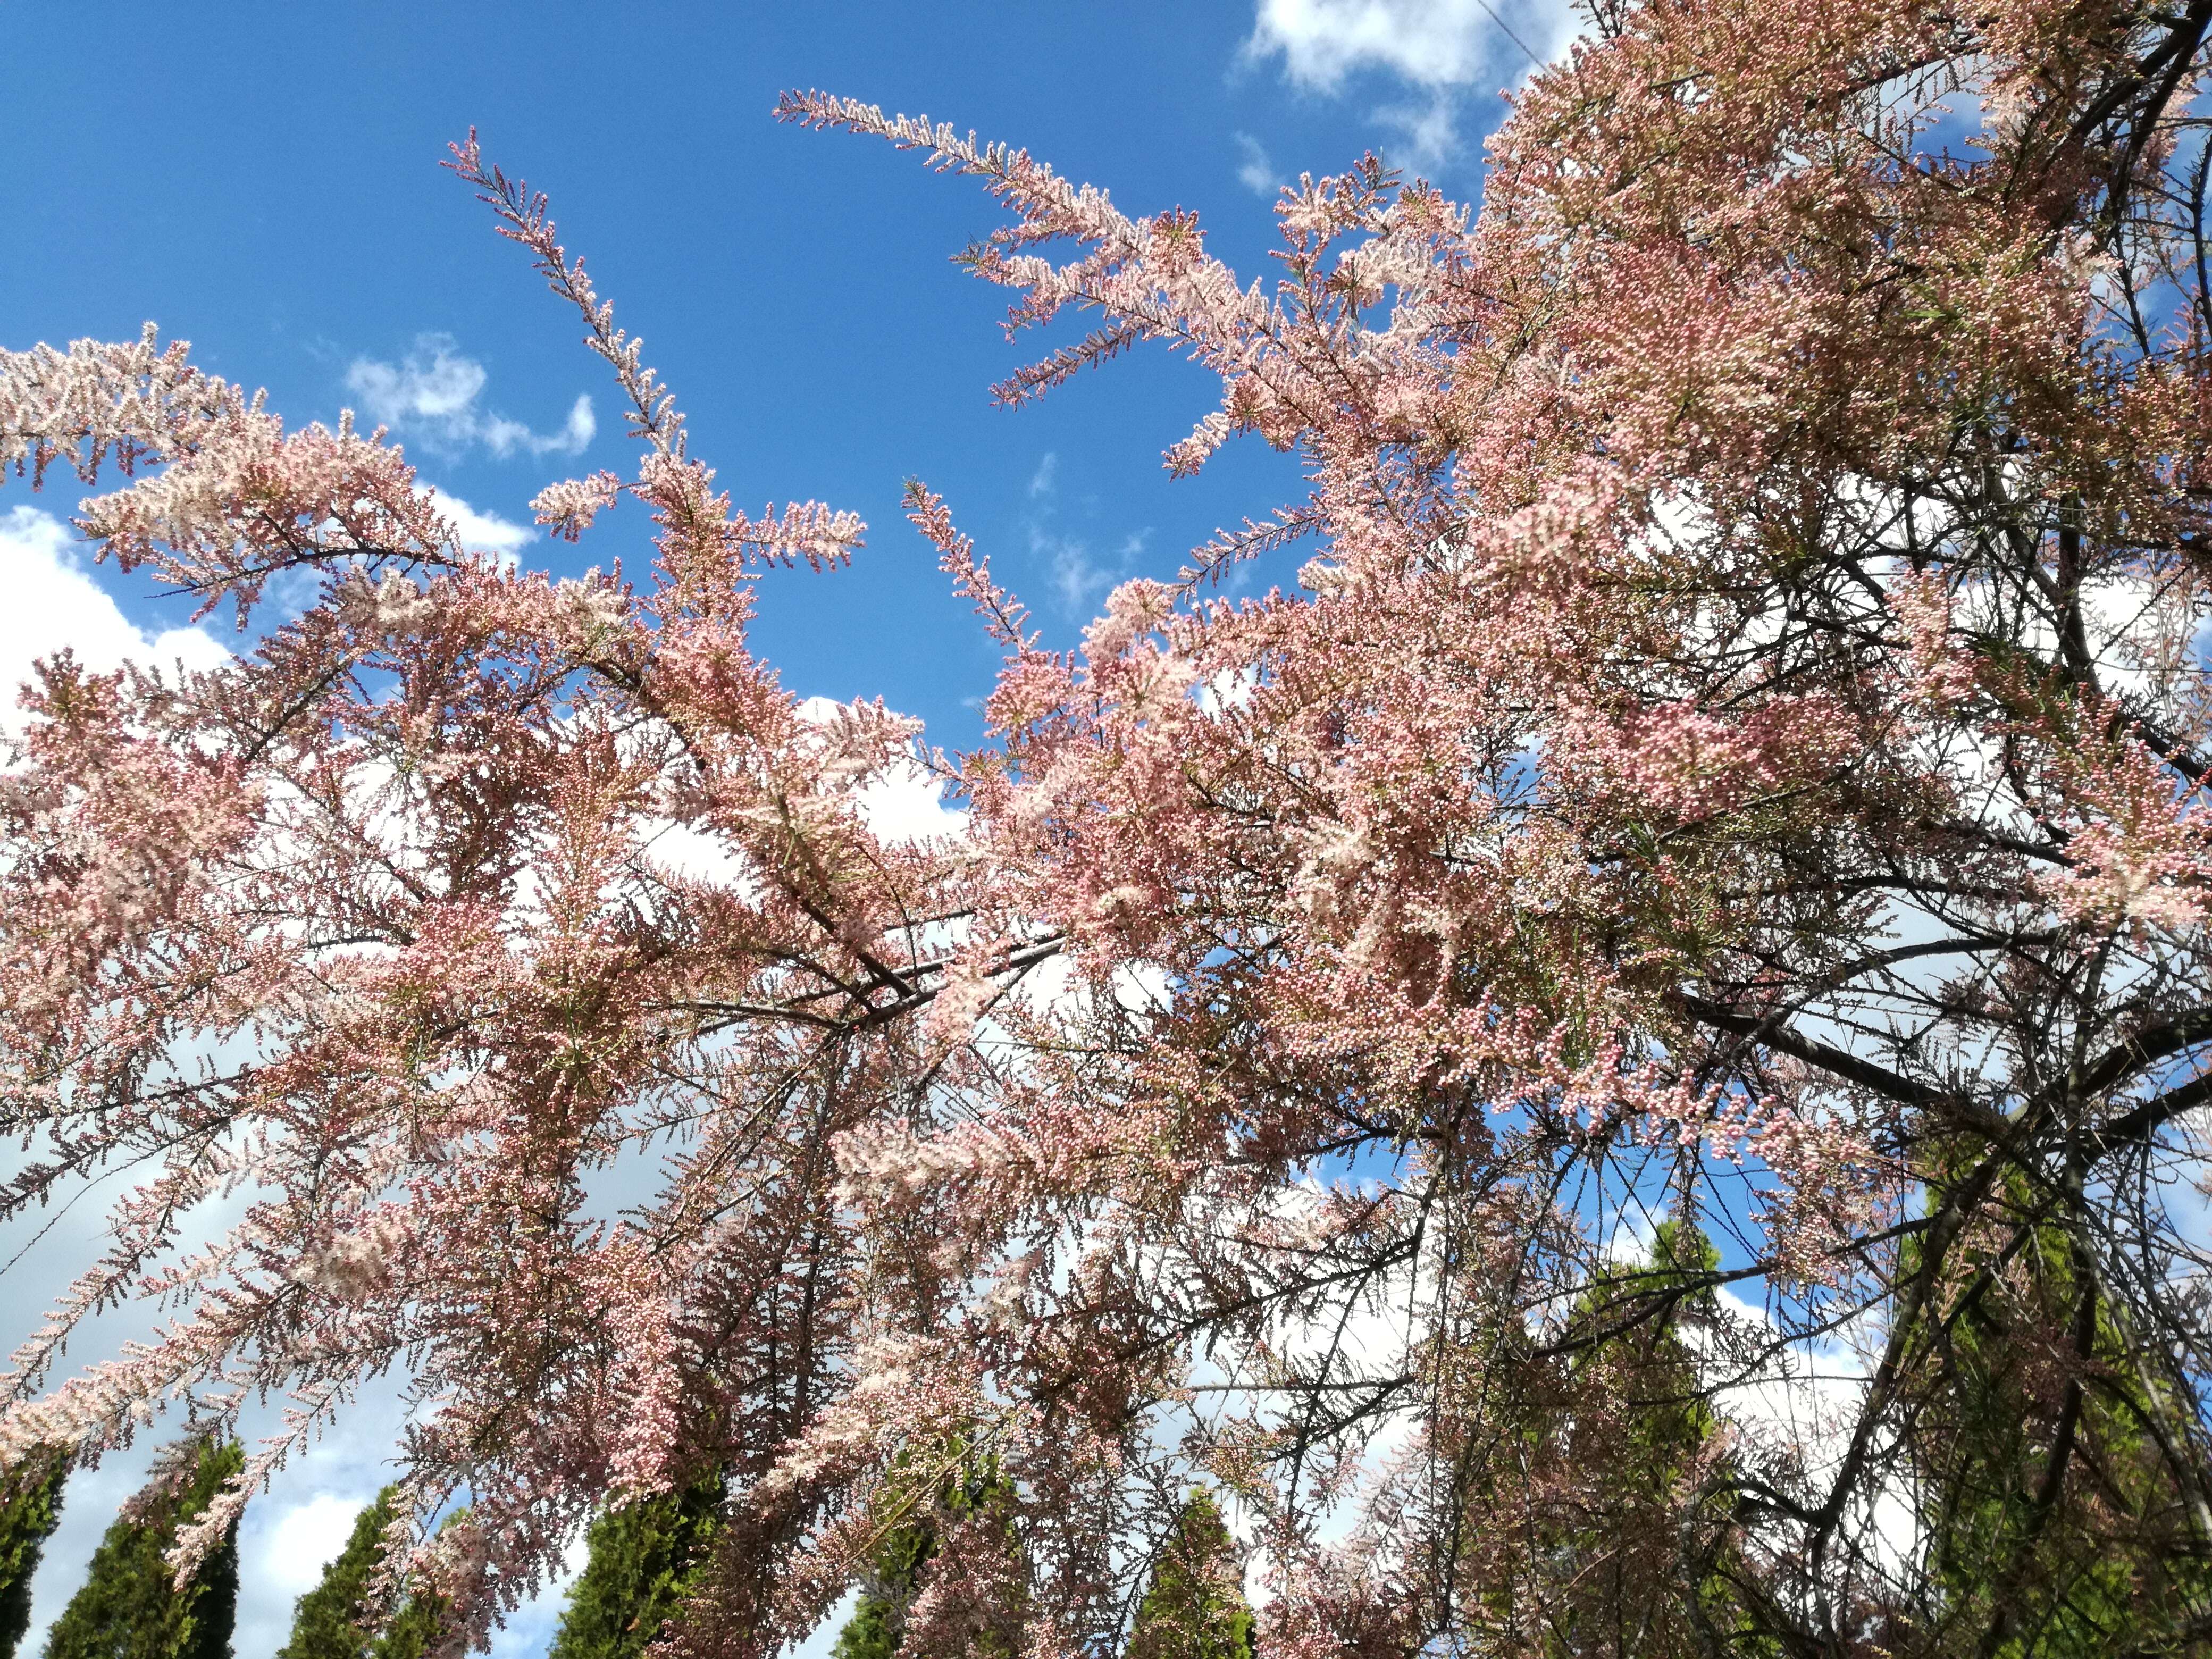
3, 2, 2212, 1651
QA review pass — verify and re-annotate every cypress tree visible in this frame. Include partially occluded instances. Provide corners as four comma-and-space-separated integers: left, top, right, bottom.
1534, 1219, 1771, 1657
365, 1578, 445, 1659
365, 1507, 468, 1659
546, 1471, 723, 1659
269, 1489, 465, 1659
830, 1447, 1017, 1659
1909, 1155, 2211, 1655
278, 1498, 457, 1659
0, 1450, 69, 1659
40, 1440, 242, 1659
1126, 1492, 1253, 1659
273, 1490, 401, 1659
828, 1514, 932, 1659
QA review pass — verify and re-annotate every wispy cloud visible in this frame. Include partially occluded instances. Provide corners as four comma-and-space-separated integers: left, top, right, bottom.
1024, 453, 1149, 617
1234, 132, 1285, 197
1036, 527, 1153, 616
346, 334, 595, 460
1374, 96, 1462, 171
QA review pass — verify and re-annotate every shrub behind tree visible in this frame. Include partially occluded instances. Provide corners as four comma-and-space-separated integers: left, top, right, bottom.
273, 1489, 401, 1659
0, 1450, 69, 1659
1126, 1492, 1253, 1659
40, 1442, 241, 1659
547, 1471, 723, 1659
831, 1448, 1019, 1659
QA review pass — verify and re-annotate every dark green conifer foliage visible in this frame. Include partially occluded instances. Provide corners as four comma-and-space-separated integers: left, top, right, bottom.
273, 1489, 401, 1659
39, 1441, 242, 1659
1522, 1218, 1773, 1657
1909, 1157, 2211, 1656
365, 1580, 444, 1659
829, 1516, 932, 1659
830, 1448, 1016, 1659
0, 1449, 69, 1659
546, 1470, 723, 1659
1126, 1492, 1254, 1659
363, 1508, 470, 1659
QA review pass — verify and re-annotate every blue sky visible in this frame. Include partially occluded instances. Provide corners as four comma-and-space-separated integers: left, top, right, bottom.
0, 3, 1574, 1654
1, 0, 1572, 751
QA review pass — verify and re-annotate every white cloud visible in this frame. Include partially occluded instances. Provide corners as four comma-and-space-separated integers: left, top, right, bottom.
793, 695, 969, 847
252, 1491, 369, 1597
1041, 531, 1108, 614
1245, 0, 1581, 167
1022, 452, 1150, 616
1022, 454, 1149, 617
1247, 0, 1573, 89
433, 490, 535, 559
347, 334, 596, 460
1234, 132, 1285, 197
0, 506, 229, 733
857, 755, 969, 846
1038, 528, 1154, 617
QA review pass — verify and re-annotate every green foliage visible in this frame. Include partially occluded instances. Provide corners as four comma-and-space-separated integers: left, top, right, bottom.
1538, 1219, 1772, 1657
273, 1489, 400, 1659
0, 1450, 69, 1659
546, 1471, 723, 1659
1126, 1491, 1253, 1659
360, 1508, 465, 1659
39, 1441, 242, 1659
1590, 1220, 1724, 1495
828, 1520, 929, 1659
365, 1580, 444, 1659
830, 1447, 1016, 1659
1909, 1157, 2211, 1656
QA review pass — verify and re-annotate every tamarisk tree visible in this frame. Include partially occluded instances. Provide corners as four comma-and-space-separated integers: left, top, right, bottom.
0, 137, 959, 1654
5, 0, 2212, 1653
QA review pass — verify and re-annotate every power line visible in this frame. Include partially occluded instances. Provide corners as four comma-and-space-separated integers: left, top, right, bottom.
1476, 0, 1545, 70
